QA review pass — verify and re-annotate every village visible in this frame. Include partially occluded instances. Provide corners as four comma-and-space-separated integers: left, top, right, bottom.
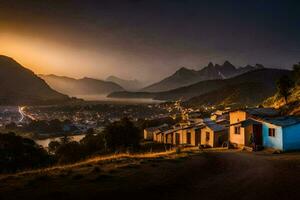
144, 106, 300, 152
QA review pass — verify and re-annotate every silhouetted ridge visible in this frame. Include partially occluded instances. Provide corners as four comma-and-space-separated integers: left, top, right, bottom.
0, 55, 70, 105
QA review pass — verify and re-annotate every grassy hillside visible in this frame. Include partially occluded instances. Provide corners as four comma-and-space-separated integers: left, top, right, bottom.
264, 85, 300, 115
3, 149, 300, 199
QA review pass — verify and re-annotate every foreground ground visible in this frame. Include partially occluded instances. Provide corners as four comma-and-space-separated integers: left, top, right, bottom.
1, 149, 300, 200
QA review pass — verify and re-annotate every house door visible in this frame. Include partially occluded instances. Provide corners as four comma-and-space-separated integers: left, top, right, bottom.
187, 132, 191, 144
253, 124, 263, 146
195, 131, 201, 146
175, 133, 180, 145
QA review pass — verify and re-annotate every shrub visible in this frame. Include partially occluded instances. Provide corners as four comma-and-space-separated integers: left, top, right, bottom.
0, 132, 52, 173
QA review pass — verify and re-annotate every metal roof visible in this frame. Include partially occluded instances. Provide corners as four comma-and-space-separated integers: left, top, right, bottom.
245, 108, 279, 117
260, 116, 300, 127
205, 121, 226, 132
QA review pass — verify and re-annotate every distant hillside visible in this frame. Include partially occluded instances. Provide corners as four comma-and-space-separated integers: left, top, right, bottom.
109, 69, 291, 106
0, 55, 70, 105
40, 74, 124, 96
141, 61, 263, 92
186, 82, 269, 107
106, 76, 144, 91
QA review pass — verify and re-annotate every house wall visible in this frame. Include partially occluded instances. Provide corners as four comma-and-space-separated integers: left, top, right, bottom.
282, 124, 300, 151
262, 122, 283, 150
229, 111, 248, 146
213, 130, 228, 147
200, 127, 228, 147
167, 128, 200, 146
144, 130, 153, 140
201, 127, 214, 147
165, 133, 173, 144
175, 129, 188, 145
155, 133, 164, 143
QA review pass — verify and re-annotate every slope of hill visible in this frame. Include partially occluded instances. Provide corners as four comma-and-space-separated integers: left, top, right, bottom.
106, 76, 144, 91
40, 74, 124, 96
0, 55, 70, 105
186, 82, 269, 107
141, 61, 263, 92
109, 69, 291, 106
263, 85, 300, 115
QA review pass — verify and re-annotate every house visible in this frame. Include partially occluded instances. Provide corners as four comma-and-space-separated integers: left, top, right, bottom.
144, 124, 168, 141
256, 116, 300, 151
200, 120, 227, 147
210, 109, 230, 122
229, 108, 279, 148
228, 108, 300, 151
162, 124, 202, 146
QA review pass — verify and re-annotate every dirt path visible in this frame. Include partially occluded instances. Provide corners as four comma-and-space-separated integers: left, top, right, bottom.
2, 150, 300, 200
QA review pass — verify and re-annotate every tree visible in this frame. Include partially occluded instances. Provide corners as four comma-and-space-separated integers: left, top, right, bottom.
276, 75, 294, 104
103, 118, 141, 152
0, 132, 52, 173
80, 133, 106, 155
293, 62, 300, 85
48, 140, 61, 154
60, 135, 71, 144
55, 141, 83, 164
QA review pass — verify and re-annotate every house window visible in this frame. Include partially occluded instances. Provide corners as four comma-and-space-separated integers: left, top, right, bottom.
187, 132, 191, 144
206, 132, 210, 142
269, 128, 276, 137
234, 126, 240, 134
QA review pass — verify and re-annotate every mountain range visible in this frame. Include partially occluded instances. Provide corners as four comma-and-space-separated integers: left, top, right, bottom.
109, 68, 291, 106
0, 55, 70, 105
39, 74, 124, 97
106, 76, 144, 91
141, 61, 264, 92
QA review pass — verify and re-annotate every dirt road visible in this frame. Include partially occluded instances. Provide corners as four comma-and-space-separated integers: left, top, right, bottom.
1, 150, 300, 200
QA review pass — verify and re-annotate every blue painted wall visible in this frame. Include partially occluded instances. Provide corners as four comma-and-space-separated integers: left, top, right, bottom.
262, 123, 283, 150
282, 124, 300, 151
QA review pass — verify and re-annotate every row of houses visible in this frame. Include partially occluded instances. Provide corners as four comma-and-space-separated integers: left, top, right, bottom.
145, 117, 228, 148
144, 108, 300, 152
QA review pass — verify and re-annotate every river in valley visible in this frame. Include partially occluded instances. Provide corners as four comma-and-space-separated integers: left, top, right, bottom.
35, 134, 86, 148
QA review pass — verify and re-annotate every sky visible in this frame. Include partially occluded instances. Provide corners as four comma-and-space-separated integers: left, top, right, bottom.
0, 0, 299, 83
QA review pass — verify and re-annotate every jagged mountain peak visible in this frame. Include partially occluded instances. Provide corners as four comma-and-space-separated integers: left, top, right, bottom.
207, 62, 214, 68
222, 60, 236, 69
141, 61, 264, 92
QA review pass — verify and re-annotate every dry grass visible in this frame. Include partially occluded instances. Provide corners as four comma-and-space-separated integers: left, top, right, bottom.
0, 147, 206, 180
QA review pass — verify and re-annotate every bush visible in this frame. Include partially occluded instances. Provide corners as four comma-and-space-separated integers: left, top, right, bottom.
0, 132, 52, 173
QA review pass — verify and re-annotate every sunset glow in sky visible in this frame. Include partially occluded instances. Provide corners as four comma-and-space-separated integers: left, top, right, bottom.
0, 0, 299, 82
